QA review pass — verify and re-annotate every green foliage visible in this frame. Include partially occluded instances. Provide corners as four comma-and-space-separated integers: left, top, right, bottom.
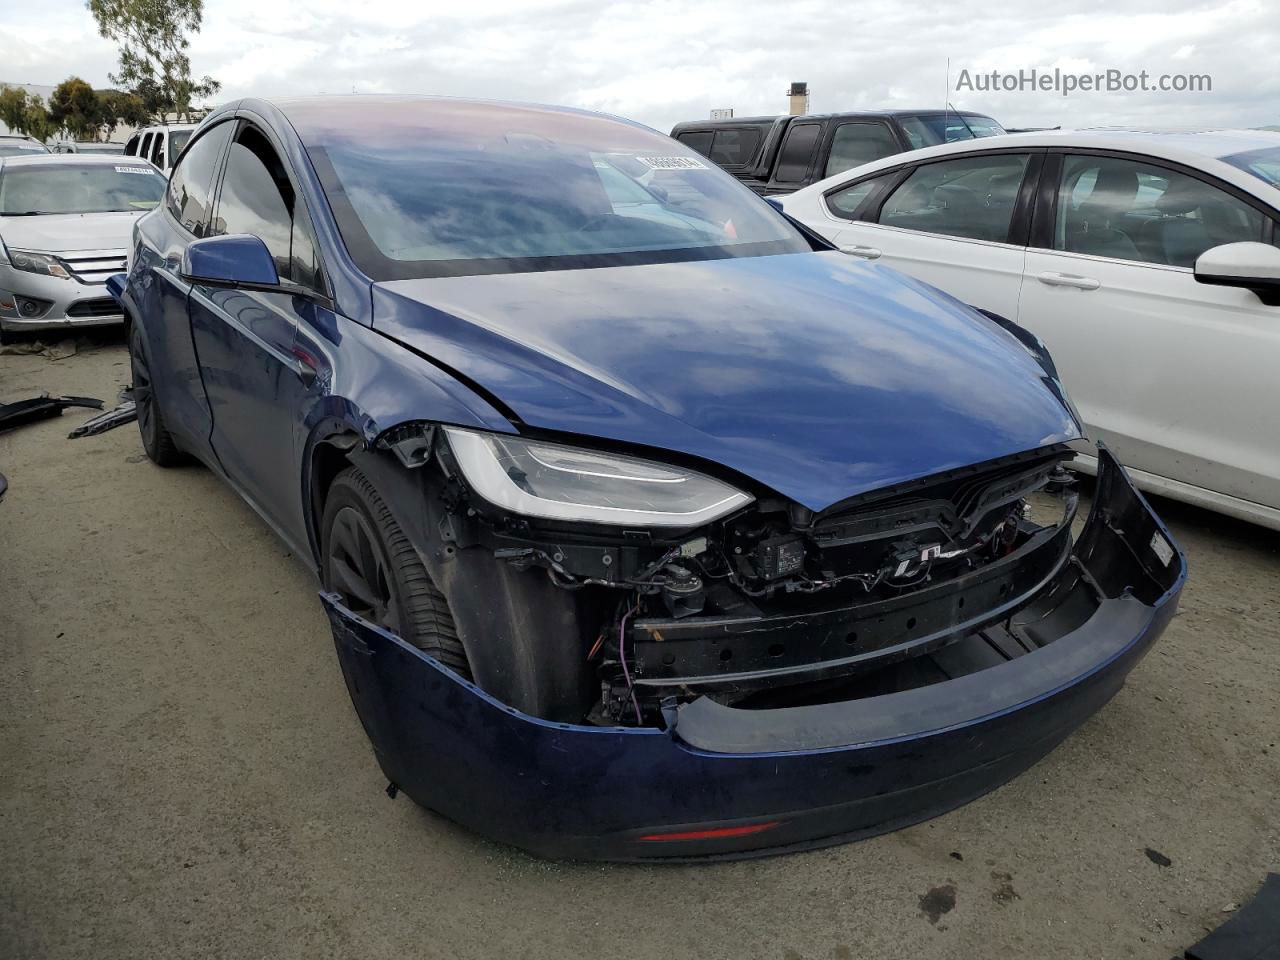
96, 89, 150, 137
49, 76, 102, 140
86, 0, 221, 121
0, 86, 29, 134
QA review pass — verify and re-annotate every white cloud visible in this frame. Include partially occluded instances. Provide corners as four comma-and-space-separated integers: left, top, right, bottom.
1, 0, 1275, 133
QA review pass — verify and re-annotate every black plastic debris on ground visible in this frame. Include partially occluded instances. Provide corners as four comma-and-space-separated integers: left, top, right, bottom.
68, 386, 136, 439
0, 394, 103, 433
1185, 873, 1280, 960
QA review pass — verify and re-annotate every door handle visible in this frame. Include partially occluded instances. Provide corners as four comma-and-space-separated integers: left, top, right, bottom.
839, 244, 882, 259
1037, 271, 1100, 290
839, 244, 882, 260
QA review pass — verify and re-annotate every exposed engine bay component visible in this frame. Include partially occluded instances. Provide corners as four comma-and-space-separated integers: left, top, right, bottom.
425, 426, 1085, 726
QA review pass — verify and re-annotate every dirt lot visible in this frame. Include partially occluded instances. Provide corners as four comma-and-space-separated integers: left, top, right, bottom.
2, 333, 1278, 960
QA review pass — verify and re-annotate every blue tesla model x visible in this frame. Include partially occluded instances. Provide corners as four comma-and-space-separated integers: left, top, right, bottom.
109, 96, 1184, 860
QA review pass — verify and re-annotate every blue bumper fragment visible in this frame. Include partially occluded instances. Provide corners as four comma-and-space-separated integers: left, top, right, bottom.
323, 448, 1185, 861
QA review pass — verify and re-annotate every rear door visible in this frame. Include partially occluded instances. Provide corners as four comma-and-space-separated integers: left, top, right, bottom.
1018, 150, 1280, 508
189, 118, 329, 548
822, 150, 1040, 319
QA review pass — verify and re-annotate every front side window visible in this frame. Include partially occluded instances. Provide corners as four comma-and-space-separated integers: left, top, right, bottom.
774, 123, 821, 183
169, 130, 193, 162
1054, 154, 1270, 267
212, 124, 320, 288
824, 123, 900, 179
898, 115, 1005, 150
297, 100, 810, 281
0, 162, 166, 215
878, 153, 1030, 242
166, 120, 234, 236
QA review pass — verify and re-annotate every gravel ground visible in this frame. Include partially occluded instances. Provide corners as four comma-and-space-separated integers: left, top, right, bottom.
2, 333, 1278, 960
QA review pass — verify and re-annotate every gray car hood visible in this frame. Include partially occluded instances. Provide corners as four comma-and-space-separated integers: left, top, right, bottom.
0, 212, 142, 253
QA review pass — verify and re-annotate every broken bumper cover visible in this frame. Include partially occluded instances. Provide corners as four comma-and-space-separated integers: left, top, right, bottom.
323, 448, 1185, 861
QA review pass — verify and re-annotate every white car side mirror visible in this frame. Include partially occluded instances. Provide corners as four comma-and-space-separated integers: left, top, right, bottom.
1194, 241, 1280, 305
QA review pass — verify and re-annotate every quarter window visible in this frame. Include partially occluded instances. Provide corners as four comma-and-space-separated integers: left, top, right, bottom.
878, 154, 1030, 242
824, 123, 900, 179
825, 172, 897, 219
1054, 154, 1271, 267
675, 131, 714, 157
166, 120, 234, 237
774, 123, 821, 184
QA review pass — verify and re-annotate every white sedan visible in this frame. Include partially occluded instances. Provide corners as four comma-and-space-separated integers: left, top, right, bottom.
780, 128, 1280, 531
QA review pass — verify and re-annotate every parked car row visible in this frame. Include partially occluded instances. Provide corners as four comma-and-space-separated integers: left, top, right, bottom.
670, 110, 1005, 194
777, 128, 1280, 530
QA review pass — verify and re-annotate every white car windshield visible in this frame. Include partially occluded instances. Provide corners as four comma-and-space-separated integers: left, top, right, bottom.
0, 163, 166, 215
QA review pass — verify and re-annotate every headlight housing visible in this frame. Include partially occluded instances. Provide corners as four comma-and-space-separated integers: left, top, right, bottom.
7, 250, 70, 279
444, 428, 753, 527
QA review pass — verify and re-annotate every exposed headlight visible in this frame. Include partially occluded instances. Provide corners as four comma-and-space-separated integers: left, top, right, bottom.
443, 428, 753, 527
8, 250, 70, 279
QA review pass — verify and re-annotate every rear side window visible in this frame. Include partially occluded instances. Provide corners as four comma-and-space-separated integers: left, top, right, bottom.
707, 129, 762, 168
774, 123, 821, 184
166, 121, 234, 236
150, 134, 165, 169
675, 131, 714, 157
138, 133, 153, 161
824, 123, 900, 179
878, 153, 1030, 242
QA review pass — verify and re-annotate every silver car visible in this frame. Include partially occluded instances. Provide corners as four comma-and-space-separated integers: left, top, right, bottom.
0, 154, 167, 339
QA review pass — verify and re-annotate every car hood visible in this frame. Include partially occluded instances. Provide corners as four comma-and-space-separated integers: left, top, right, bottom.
0, 211, 142, 252
372, 251, 1080, 512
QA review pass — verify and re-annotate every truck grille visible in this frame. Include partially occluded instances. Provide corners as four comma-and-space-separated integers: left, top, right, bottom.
59, 250, 127, 285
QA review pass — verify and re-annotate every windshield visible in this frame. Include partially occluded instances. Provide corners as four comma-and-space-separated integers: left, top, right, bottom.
0, 163, 167, 215
299, 100, 810, 280
0, 141, 51, 157
899, 114, 1006, 148
1221, 146, 1280, 188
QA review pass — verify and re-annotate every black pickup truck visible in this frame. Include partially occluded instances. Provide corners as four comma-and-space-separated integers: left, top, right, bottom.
670, 110, 1005, 195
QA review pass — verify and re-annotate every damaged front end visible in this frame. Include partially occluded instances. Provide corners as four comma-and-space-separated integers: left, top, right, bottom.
326, 433, 1184, 860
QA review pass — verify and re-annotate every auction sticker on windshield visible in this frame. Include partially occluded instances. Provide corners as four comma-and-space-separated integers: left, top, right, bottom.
115, 166, 153, 174
636, 156, 709, 170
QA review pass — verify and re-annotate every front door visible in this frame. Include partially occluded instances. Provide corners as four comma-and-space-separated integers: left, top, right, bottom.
1018, 151, 1280, 510
188, 120, 324, 548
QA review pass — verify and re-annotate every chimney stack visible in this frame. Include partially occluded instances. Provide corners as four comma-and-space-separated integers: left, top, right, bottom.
787, 82, 809, 116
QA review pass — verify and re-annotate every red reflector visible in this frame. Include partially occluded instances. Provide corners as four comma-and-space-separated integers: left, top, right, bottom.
638, 821, 781, 843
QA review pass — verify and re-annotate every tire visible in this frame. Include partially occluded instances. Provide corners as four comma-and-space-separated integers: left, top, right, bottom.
322, 466, 472, 678
129, 322, 183, 467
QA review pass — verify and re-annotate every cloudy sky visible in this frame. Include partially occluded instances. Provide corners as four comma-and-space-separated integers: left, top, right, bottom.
2, 0, 1276, 134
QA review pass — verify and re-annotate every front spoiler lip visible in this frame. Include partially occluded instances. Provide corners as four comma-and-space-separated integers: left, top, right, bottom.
323, 446, 1186, 862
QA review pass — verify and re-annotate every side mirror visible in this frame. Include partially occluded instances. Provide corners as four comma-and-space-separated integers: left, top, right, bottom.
1194, 242, 1280, 306
181, 234, 279, 289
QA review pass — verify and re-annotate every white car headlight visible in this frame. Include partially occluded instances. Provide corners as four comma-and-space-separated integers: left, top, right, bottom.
444, 428, 753, 527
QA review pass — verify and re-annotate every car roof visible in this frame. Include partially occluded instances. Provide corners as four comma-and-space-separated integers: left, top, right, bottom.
674, 110, 996, 127
786, 127, 1280, 205
0, 154, 156, 169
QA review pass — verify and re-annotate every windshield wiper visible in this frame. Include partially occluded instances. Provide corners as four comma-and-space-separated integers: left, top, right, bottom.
0, 211, 58, 216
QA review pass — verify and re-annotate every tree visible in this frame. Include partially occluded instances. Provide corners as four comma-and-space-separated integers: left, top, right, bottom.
22, 101, 58, 143
96, 89, 149, 139
48, 77, 102, 141
86, 0, 221, 122
0, 86, 29, 135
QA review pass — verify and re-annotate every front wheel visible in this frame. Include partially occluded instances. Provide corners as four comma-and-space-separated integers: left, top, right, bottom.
321, 466, 472, 678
